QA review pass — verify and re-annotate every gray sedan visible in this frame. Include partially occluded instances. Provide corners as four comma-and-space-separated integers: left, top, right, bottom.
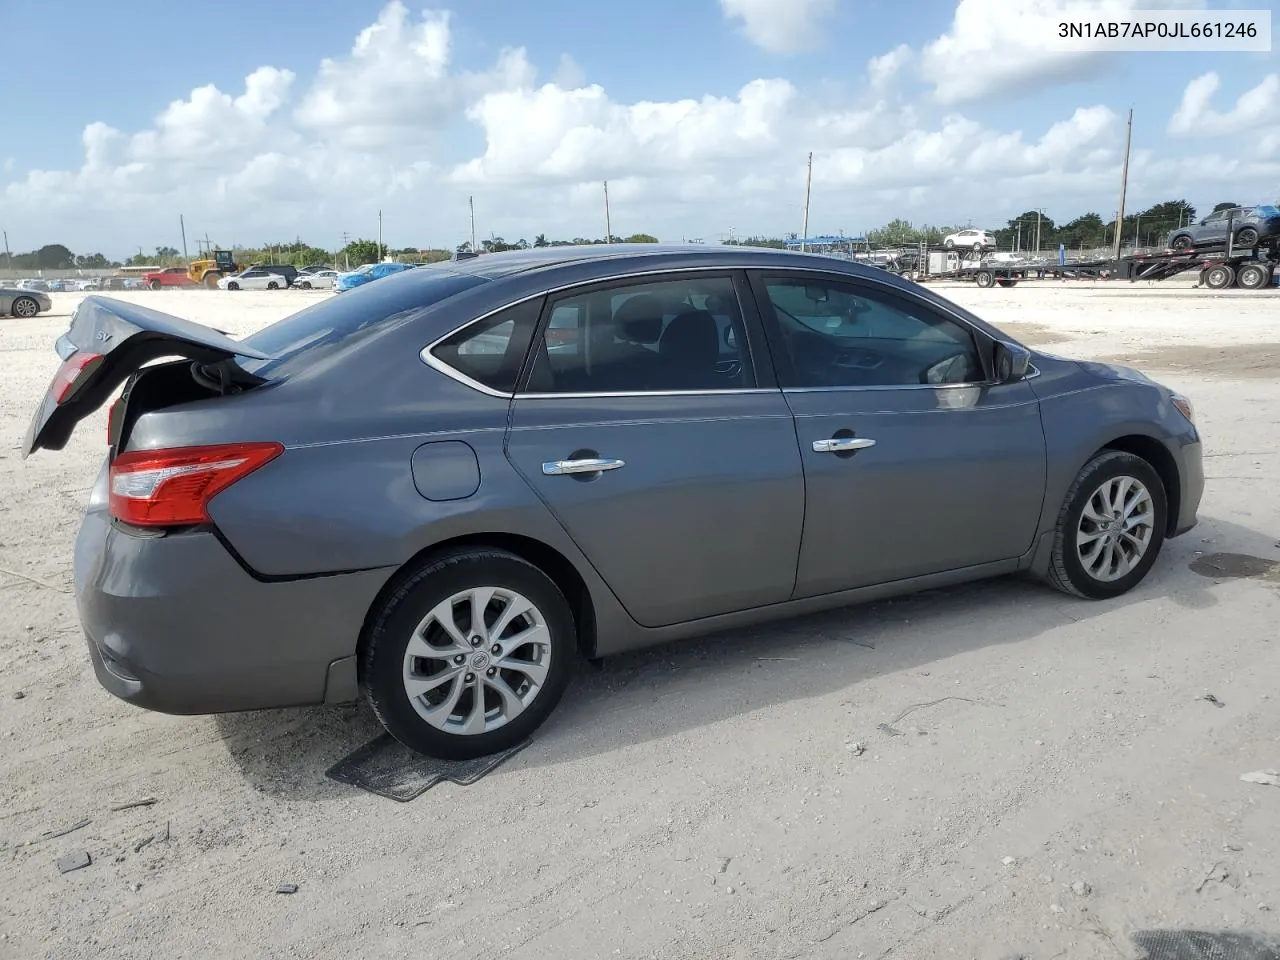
1, 285, 53, 318
23, 245, 1203, 759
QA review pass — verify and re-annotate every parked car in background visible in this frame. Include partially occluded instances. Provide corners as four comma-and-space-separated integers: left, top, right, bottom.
216, 268, 290, 291
943, 229, 996, 252
297, 264, 335, 277
101, 277, 130, 291
23, 245, 1203, 760
1, 284, 53, 317
47, 279, 74, 292
17, 278, 51, 292
251, 264, 298, 287
142, 267, 195, 290
1167, 205, 1280, 250
334, 261, 413, 292
76, 278, 102, 291
295, 269, 339, 290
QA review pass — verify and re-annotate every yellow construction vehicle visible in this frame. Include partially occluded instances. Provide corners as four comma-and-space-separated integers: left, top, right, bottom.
187, 249, 243, 288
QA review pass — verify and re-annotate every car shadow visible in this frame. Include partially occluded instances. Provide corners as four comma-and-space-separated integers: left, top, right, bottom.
214, 513, 1275, 800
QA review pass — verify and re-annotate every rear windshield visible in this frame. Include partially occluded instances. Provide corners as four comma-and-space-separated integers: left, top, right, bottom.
236, 267, 486, 377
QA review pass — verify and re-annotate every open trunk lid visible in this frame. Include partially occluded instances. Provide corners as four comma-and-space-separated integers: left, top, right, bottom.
22, 296, 274, 458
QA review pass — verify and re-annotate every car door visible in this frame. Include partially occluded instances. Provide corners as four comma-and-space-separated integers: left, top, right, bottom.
503, 270, 805, 628
749, 271, 1047, 598
1194, 210, 1229, 244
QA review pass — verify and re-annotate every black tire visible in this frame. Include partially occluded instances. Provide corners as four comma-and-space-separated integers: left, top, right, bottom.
227, 281, 240, 291
944, 239, 955, 250
1236, 263, 1271, 290
975, 270, 995, 288
300, 281, 312, 289
148, 280, 162, 290
972, 242, 983, 253
11, 296, 40, 318
362, 549, 576, 760
267, 281, 279, 290
1170, 235, 1193, 251
1234, 227, 1259, 249
1203, 264, 1235, 289
1047, 450, 1168, 600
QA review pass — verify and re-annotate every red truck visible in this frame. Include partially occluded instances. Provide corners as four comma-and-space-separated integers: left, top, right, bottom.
140, 266, 196, 290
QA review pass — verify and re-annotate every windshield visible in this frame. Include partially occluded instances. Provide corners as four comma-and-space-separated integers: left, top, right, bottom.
236, 266, 486, 377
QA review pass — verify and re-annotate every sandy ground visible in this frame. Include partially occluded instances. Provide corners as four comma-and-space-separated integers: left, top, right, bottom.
2, 280, 1279, 960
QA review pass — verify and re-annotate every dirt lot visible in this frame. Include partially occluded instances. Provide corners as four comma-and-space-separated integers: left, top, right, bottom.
2, 281, 1279, 960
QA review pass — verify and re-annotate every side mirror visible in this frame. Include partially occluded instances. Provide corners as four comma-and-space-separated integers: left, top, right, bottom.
994, 341, 1032, 382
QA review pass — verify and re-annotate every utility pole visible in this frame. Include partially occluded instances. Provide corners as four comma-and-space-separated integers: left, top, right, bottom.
179, 215, 189, 263
800, 152, 813, 252
468, 196, 477, 253
603, 181, 612, 243
2, 230, 10, 268
1035, 209, 1043, 256
1113, 107, 1133, 260
377, 210, 383, 260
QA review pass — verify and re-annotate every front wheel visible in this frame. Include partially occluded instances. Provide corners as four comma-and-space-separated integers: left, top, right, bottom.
300, 281, 312, 289
944, 239, 955, 250
1047, 450, 1167, 600
362, 549, 576, 760
1170, 235, 1193, 251
226, 281, 240, 291
975, 270, 995, 288
11, 296, 39, 318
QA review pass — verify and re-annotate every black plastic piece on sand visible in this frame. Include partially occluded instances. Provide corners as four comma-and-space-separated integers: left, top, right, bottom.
1132, 930, 1280, 960
325, 734, 531, 802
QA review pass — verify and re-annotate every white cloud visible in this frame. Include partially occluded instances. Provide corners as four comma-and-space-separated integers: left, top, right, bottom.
719, 0, 837, 55
1, 2, 1278, 255
918, 0, 1204, 104
1168, 71, 1280, 136
552, 53, 586, 90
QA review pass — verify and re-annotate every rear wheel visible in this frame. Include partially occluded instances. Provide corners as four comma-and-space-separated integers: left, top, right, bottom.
1235, 226, 1260, 248
363, 549, 576, 760
996, 278, 1018, 287
1203, 264, 1235, 289
148, 280, 162, 290
1236, 263, 1271, 290
267, 281, 279, 290
1047, 450, 1167, 600
11, 296, 39, 318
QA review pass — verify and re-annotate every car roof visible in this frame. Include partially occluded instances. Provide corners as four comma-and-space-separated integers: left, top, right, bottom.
431, 242, 907, 282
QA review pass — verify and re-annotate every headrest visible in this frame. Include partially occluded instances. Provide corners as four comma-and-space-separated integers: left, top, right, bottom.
612, 293, 666, 344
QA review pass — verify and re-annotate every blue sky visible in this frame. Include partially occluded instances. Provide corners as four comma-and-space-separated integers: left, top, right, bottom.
2, 0, 1277, 256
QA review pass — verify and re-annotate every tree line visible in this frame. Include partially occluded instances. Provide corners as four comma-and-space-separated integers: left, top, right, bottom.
0, 200, 1253, 273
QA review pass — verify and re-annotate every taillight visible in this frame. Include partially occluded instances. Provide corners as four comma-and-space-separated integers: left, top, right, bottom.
108, 442, 283, 527
52, 352, 104, 403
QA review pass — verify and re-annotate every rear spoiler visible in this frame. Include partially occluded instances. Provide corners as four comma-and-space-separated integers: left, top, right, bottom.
23, 296, 274, 458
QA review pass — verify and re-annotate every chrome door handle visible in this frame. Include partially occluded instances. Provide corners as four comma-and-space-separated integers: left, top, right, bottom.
542, 457, 626, 476
812, 437, 876, 453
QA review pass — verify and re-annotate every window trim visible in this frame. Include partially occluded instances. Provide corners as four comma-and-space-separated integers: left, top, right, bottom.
422, 297, 542, 398
419, 263, 1036, 398
747, 269, 1022, 393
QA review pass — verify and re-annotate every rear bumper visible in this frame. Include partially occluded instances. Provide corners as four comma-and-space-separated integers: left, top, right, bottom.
75, 508, 392, 715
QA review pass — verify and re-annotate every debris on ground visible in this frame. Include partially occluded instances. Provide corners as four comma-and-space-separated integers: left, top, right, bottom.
1199, 693, 1225, 708
1002, 856, 1017, 866
132, 835, 154, 854
56, 852, 91, 874
1240, 770, 1280, 787
845, 741, 866, 756
1070, 880, 1092, 897
12, 691, 24, 700
276, 884, 299, 895
1196, 861, 1241, 893
109, 797, 157, 812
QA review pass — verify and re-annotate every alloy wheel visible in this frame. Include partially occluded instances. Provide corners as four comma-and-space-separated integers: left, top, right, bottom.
1075, 475, 1154, 582
401, 587, 552, 735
